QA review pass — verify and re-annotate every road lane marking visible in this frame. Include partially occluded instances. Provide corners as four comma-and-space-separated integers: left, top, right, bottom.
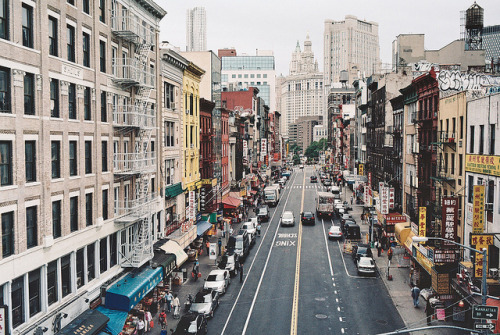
221, 171, 299, 335
290, 171, 306, 335
321, 218, 335, 277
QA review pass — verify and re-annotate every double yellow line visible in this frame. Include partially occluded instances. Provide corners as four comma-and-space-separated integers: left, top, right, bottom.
290, 170, 306, 334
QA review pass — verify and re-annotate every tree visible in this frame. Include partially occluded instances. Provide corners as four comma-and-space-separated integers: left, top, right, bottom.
293, 154, 300, 165
305, 138, 328, 159
289, 142, 302, 154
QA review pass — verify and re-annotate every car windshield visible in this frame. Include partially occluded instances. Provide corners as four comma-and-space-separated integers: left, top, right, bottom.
235, 240, 243, 249
357, 247, 368, 254
359, 258, 374, 266
206, 274, 219, 281
243, 224, 251, 230
194, 292, 211, 303
303, 212, 313, 218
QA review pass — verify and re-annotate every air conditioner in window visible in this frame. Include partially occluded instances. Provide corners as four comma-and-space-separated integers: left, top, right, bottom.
415, 177, 419, 186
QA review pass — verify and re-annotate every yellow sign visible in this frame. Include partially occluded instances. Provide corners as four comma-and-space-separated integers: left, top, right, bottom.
416, 249, 433, 274
240, 189, 246, 197
358, 164, 364, 176
471, 234, 494, 278
212, 178, 218, 187
472, 185, 485, 234
465, 155, 500, 177
201, 179, 212, 185
418, 207, 426, 239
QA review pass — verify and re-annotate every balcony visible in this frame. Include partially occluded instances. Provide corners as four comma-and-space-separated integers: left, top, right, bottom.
113, 104, 156, 129
115, 192, 158, 223
111, 15, 155, 45
112, 59, 155, 88
113, 152, 156, 175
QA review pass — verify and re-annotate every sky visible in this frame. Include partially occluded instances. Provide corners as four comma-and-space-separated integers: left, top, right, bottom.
157, 0, 500, 76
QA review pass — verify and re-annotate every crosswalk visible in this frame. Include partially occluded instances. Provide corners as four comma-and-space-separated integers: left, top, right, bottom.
283, 185, 329, 190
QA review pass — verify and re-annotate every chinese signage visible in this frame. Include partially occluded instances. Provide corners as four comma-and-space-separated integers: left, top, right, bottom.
0, 305, 6, 335
433, 249, 459, 263
385, 213, 407, 224
465, 154, 500, 177
381, 187, 389, 215
432, 267, 450, 294
367, 171, 372, 189
260, 139, 267, 161
243, 140, 248, 159
418, 207, 427, 239
364, 186, 369, 205
358, 164, 364, 176
472, 185, 485, 234
416, 248, 433, 274
471, 234, 494, 278
441, 197, 458, 247
389, 188, 395, 209
189, 191, 196, 220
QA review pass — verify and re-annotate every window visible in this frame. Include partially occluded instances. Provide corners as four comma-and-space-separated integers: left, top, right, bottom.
51, 141, 61, 178
165, 159, 174, 185
468, 175, 474, 203
84, 87, 91, 120
488, 180, 495, 205
100, 238, 107, 273
28, 269, 41, 317
164, 121, 174, 147
67, 25, 75, 62
67, 0, 75, 5
0, 0, 8, 40
22, 4, 33, 48
101, 91, 107, 122
61, 254, 71, 297
99, 0, 105, 23
164, 83, 174, 109
490, 125, 495, 156
83, 32, 90, 67
50, 79, 59, 117
48, 16, 58, 56
102, 141, 108, 172
24, 73, 34, 115
47, 260, 58, 305
0, 141, 12, 186
85, 141, 92, 174
11, 277, 24, 327
470, 126, 475, 153
83, 0, 90, 14
0, 66, 10, 113
189, 93, 193, 115
479, 125, 484, 154
1, 211, 14, 257
68, 83, 76, 119
76, 248, 84, 288
451, 153, 455, 175
111, 46, 117, 76
26, 206, 37, 248
70, 196, 78, 232
69, 140, 77, 176
87, 243, 95, 281
86, 193, 93, 226
25, 140, 36, 182
102, 189, 108, 220
52, 200, 61, 238
459, 154, 463, 176
99, 40, 106, 72
114, 186, 119, 215
110, 232, 117, 267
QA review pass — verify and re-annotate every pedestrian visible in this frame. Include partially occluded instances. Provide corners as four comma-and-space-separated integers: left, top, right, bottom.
159, 310, 167, 329
193, 259, 200, 281
410, 284, 421, 307
218, 238, 222, 255
256, 223, 261, 236
172, 294, 180, 319
229, 226, 233, 236
425, 299, 433, 325
350, 195, 353, 205
137, 318, 145, 335
205, 240, 210, 255
377, 241, 382, 257
239, 262, 244, 283
164, 290, 172, 313
387, 247, 393, 261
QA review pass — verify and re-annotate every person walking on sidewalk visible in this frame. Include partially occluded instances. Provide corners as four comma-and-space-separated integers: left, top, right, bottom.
205, 240, 210, 255
159, 310, 167, 329
410, 284, 421, 307
172, 294, 180, 319
376, 241, 382, 257
164, 290, 172, 313
387, 247, 393, 261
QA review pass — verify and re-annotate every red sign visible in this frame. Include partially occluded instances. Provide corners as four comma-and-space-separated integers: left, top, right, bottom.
367, 171, 372, 189
385, 213, 406, 224
389, 187, 395, 209
441, 197, 458, 247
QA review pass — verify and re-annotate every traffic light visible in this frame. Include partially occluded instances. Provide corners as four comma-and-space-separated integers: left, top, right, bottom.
200, 187, 206, 212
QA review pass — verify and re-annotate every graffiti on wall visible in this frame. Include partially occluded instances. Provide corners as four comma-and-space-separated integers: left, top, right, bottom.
438, 70, 500, 91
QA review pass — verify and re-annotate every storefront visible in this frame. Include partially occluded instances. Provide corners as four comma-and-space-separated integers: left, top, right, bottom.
58, 309, 109, 335
197, 220, 213, 237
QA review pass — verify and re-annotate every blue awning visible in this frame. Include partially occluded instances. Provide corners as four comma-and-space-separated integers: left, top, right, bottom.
96, 307, 128, 335
197, 221, 212, 236
105, 267, 163, 311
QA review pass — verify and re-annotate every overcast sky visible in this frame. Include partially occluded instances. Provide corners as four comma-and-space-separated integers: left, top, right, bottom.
157, 0, 500, 76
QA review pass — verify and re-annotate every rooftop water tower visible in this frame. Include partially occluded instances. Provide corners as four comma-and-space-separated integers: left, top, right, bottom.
464, 2, 484, 50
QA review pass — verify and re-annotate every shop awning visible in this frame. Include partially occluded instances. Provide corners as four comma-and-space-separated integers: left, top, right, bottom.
197, 221, 212, 236
151, 251, 176, 276
105, 267, 163, 312
404, 231, 416, 253
160, 240, 188, 268
395, 222, 411, 245
222, 196, 240, 209
165, 182, 184, 199
58, 309, 109, 335
96, 307, 128, 335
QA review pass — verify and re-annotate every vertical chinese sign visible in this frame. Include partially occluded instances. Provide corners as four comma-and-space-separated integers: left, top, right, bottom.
471, 234, 494, 278
472, 185, 485, 234
358, 163, 364, 176
419, 207, 427, 239
381, 187, 389, 215
441, 197, 458, 247
389, 187, 395, 209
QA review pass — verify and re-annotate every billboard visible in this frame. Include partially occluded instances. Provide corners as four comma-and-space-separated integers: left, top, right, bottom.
472, 185, 485, 234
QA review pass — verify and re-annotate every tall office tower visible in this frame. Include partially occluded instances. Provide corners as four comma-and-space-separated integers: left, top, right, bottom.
324, 15, 380, 85
280, 35, 324, 137
186, 7, 207, 52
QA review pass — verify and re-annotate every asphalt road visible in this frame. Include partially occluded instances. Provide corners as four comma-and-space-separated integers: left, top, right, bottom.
207, 166, 406, 335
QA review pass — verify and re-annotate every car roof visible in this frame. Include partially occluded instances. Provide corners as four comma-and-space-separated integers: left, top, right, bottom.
208, 269, 226, 276
330, 225, 341, 231
359, 256, 374, 263
283, 211, 293, 215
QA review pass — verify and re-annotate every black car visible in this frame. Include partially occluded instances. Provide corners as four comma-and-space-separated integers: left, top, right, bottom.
257, 206, 270, 222
171, 313, 208, 335
189, 288, 220, 318
352, 244, 373, 264
301, 211, 315, 225
310, 176, 318, 183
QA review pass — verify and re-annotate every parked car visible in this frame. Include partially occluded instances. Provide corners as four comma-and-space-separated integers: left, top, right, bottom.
310, 175, 318, 183
341, 214, 354, 226
203, 269, 230, 294
257, 206, 270, 223
280, 211, 295, 227
227, 231, 250, 259
240, 222, 256, 245
171, 313, 208, 335
328, 225, 343, 240
299, 164, 304, 169
190, 288, 220, 318
357, 257, 376, 276
352, 244, 373, 264
301, 211, 315, 225
218, 252, 239, 277
343, 222, 361, 240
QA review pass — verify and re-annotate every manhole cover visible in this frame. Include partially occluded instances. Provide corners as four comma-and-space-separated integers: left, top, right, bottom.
376, 320, 388, 325
315, 314, 328, 319
315, 297, 326, 301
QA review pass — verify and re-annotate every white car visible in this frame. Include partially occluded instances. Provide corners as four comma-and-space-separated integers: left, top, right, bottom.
328, 225, 343, 239
241, 222, 257, 245
204, 269, 231, 294
357, 257, 376, 276
281, 211, 295, 227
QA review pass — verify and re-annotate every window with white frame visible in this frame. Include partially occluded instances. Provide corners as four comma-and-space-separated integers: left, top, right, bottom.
165, 159, 174, 186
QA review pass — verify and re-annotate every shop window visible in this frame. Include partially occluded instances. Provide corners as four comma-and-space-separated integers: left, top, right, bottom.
47, 260, 58, 305
28, 269, 41, 317
11, 276, 24, 327
61, 254, 72, 297
26, 206, 37, 248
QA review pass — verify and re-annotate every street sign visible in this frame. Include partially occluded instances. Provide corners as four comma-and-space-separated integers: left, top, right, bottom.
472, 305, 498, 320
474, 322, 495, 330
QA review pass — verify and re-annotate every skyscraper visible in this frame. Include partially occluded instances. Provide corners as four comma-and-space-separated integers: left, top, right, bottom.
324, 15, 380, 85
186, 7, 207, 52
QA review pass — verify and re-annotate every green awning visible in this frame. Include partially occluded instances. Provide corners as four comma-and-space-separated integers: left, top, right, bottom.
165, 182, 184, 199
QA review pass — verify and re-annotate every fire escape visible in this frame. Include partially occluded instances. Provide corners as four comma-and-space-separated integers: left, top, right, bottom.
111, 13, 156, 267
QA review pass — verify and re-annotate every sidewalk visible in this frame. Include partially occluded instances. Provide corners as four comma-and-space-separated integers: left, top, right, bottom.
341, 184, 468, 335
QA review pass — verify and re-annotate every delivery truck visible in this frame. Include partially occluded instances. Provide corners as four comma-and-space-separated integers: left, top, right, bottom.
264, 186, 280, 207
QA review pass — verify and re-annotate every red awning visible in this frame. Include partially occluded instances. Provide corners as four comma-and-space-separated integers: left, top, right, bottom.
222, 196, 241, 209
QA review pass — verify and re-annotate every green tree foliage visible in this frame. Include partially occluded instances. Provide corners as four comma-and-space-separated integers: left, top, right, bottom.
305, 138, 328, 159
